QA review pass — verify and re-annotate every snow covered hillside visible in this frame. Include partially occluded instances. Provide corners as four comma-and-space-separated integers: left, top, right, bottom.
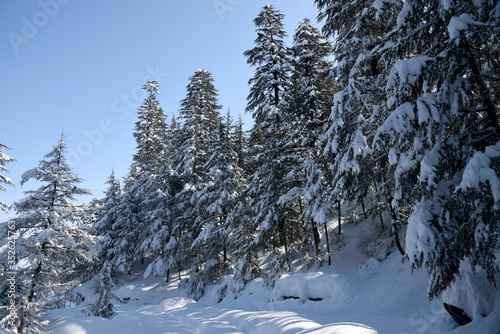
47, 222, 500, 334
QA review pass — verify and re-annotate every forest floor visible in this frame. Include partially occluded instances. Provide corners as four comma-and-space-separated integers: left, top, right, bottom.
47, 221, 500, 334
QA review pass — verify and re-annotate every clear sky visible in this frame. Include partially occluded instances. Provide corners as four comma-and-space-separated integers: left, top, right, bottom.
0, 0, 321, 221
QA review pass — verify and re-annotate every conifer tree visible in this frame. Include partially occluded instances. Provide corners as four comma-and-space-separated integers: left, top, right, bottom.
82, 261, 118, 319
0, 143, 15, 213
187, 113, 248, 298
129, 81, 169, 263
244, 4, 292, 126
371, 0, 500, 298
173, 69, 222, 280
132, 81, 168, 174
315, 0, 403, 255
81, 197, 103, 228
243, 4, 295, 285
107, 188, 139, 275
94, 170, 121, 268
9, 133, 93, 333
142, 115, 181, 282
282, 18, 334, 264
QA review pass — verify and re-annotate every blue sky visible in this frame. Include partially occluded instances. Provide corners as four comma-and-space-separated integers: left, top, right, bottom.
0, 0, 321, 221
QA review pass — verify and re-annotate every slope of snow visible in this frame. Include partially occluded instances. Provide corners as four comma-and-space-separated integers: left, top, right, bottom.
46, 221, 500, 334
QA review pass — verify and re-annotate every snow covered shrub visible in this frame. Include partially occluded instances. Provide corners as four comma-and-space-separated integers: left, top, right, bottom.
232, 255, 260, 294
330, 231, 347, 252
358, 224, 395, 260
212, 275, 236, 303
182, 271, 206, 301
82, 261, 118, 319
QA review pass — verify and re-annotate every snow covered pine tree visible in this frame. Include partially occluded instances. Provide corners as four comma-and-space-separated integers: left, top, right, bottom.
372, 0, 500, 300
0, 143, 15, 213
8, 133, 93, 333
173, 69, 222, 298
243, 4, 295, 286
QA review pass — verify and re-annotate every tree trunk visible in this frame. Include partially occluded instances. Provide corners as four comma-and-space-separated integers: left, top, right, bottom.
178, 261, 182, 281
374, 184, 384, 229
279, 217, 292, 272
361, 201, 368, 220
221, 212, 227, 267
337, 201, 341, 235
389, 202, 405, 256
323, 222, 331, 266
311, 219, 321, 258
18, 261, 42, 333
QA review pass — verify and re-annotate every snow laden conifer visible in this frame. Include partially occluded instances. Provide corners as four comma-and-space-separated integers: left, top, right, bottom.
129, 81, 169, 264
244, 4, 292, 126
173, 69, 221, 282
0, 143, 15, 212
8, 133, 93, 333
372, 0, 500, 299
281, 18, 334, 265
82, 261, 118, 319
81, 198, 103, 228
187, 113, 248, 299
107, 188, 139, 275
243, 4, 295, 286
315, 0, 403, 255
94, 170, 121, 269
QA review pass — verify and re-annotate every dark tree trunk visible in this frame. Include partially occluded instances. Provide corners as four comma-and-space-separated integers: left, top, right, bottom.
178, 261, 182, 281
389, 202, 405, 256
337, 201, 341, 235
361, 201, 368, 220
324, 222, 331, 266
311, 219, 321, 258
18, 261, 42, 333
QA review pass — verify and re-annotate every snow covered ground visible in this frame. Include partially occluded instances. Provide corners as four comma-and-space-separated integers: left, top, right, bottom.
46, 222, 500, 334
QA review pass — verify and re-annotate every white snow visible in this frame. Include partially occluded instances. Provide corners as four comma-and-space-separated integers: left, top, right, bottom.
457, 141, 500, 203
46, 221, 500, 334
443, 265, 497, 319
405, 203, 438, 264
448, 14, 476, 39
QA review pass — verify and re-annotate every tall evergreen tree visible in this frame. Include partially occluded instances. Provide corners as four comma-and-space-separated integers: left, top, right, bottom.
107, 188, 139, 275
0, 143, 15, 213
371, 0, 500, 298
315, 0, 403, 254
130, 81, 169, 262
243, 4, 295, 285
282, 18, 334, 264
142, 115, 182, 282
132, 80, 168, 175
173, 69, 222, 280
94, 170, 121, 268
187, 113, 248, 298
9, 133, 93, 333
244, 4, 292, 126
